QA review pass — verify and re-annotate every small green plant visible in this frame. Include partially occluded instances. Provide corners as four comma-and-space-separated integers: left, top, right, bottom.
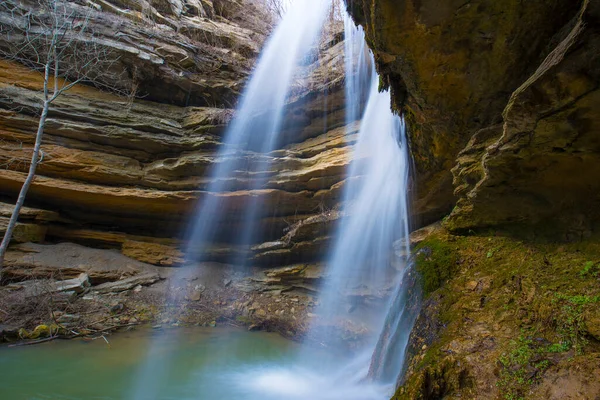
497, 334, 552, 400
580, 261, 599, 278
552, 293, 600, 354
546, 342, 570, 353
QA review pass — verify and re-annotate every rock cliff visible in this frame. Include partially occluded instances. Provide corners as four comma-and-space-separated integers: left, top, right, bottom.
0, 0, 351, 267
347, 0, 599, 235
346, 0, 600, 398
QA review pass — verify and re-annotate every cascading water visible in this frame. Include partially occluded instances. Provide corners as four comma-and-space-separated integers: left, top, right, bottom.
130, 5, 419, 399
184, 0, 332, 261
238, 14, 419, 400
343, 14, 371, 127
130, 2, 331, 398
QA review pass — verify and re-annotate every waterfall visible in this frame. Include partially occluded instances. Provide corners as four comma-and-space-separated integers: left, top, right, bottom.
132, 5, 419, 399
184, 0, 332, 260
296, 13, 416, 388
130, 2, 331, 398
239, 14, 419, 399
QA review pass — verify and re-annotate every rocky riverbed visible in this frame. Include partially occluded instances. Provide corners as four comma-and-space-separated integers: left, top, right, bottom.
0, 240, 371, 348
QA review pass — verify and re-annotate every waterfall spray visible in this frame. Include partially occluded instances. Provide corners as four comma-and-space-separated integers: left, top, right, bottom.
237, 13, 419, 399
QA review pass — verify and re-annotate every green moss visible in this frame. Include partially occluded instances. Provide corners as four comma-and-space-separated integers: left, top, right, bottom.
580, 261, 600, 278
400, 227, 600, 399
414, 236, 459, 296
393, 356, 472, 400
552, 293, 600, 354
28, 324, 52, 339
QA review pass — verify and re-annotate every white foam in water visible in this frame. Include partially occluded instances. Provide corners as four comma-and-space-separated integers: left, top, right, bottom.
239, 367, 391, 400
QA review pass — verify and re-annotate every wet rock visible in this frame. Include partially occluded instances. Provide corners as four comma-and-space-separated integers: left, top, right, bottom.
93, 273, 161, 294
110, 303, 125, 313
0, 324, 20, 340
20, 274, 90, 298
188, 291, 202, 302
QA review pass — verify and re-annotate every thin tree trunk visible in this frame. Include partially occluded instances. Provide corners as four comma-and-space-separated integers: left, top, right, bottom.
0, 100, 49, 270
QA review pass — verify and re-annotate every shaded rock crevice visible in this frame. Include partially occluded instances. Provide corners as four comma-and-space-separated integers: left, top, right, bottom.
446, 0, 600, 236
346, 0, 593, 232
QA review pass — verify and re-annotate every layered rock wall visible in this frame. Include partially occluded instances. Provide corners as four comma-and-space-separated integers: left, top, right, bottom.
0, 1, 352, 267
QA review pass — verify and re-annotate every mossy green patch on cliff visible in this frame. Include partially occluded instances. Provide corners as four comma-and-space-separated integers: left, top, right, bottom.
414, 235, 459, 296
398, 226, 600, 399
393, 356, 472, 400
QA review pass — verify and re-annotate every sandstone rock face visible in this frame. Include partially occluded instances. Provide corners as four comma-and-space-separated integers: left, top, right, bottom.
2, 242, 163, 284
347, 0, 598, 233
447, 1, 600, 237
0, 2, 351, 267
0, 0, 270, 107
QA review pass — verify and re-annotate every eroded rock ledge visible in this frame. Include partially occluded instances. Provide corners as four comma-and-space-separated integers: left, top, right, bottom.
347, 0, 599, 235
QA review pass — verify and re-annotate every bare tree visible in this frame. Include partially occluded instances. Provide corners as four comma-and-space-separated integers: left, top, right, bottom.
251, 0, 288, 19
0, 0, 123, 270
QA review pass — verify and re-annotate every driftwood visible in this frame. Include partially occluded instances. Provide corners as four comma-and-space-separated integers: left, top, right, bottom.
7, 323, 140, 347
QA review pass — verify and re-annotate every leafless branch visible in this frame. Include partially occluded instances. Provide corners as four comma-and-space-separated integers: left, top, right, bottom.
0, 0, 132, 269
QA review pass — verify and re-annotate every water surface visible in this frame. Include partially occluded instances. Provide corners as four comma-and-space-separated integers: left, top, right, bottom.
0, 327, 297, 400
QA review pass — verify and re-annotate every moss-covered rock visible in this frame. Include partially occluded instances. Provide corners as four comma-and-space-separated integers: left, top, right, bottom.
414, 235, 459, 296
398, 225, 600, 399
393, 357, 472, 400
18, 324, 62, 340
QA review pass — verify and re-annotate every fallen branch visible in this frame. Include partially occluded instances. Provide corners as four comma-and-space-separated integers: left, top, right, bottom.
8, 334, 61, 347
7, 323, 140, 347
